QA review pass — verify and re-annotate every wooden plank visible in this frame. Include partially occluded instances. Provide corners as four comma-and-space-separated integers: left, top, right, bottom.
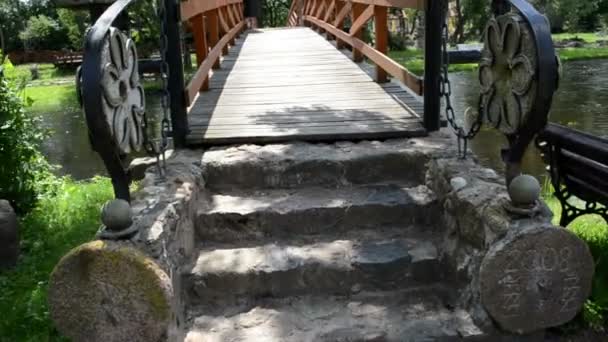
186, 21, 245, 105
338, 0, 425, 10
218, 8, 231, 33
190, 116, 420, 127
315, 0, 326, 18
191, 102, 418, 115
186, 27, 425, 145
349, 4, 374, 36
186, 123, 426, 145
180, 0, 243, 21
324, 0, 336, 22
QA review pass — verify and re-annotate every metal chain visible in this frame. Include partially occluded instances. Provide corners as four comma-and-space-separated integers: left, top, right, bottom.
439, 20, 482, 159
142, 0, 173, 177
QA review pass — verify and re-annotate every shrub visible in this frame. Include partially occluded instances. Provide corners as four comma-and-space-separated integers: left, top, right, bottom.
0, 64, 52, 214
19, 15, 65, 51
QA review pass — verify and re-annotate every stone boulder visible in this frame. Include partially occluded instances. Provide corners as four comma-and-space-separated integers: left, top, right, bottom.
0, 200, 19, 268
48, 241, 174, 342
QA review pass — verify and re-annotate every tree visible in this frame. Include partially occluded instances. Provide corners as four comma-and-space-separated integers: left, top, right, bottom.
57, 9, 90, 50
19, 15, 65, 51
262, 0, 291, 27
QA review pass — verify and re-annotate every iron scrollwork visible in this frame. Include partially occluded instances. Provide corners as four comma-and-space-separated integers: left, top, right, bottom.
80, 0, 142, 203
537, 124, 608, 227
100, 27, 145, 155
479, 0, 559, 184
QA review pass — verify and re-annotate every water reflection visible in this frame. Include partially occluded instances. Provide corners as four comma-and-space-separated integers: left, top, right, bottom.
35, 60, 608, 180
450, 59, 608, 180
36, 89, 162, 180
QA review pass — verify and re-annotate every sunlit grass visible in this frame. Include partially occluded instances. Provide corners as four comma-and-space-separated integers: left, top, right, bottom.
558, 47, 608, 62
553, 32, 604, 43
542, 184, 608, 331
0, 176, 114, 341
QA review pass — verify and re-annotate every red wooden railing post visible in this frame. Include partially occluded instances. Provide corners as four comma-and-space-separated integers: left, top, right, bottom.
207, 9, 221, 69
191, 14, 209, 91
374, 5, 388, 83
351, 3, 365, 62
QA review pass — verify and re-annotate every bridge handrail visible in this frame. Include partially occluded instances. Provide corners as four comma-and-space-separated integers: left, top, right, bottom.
181, 0, 246, 107
289, 0, 424, 95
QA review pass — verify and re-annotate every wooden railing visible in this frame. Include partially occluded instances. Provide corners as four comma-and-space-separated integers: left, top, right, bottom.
287, 0, 426, 96
181, 0, 246, 107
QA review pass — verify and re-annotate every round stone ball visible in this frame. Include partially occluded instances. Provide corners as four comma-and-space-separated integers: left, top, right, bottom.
101, 199, 133, 231
508, 174, 541, 207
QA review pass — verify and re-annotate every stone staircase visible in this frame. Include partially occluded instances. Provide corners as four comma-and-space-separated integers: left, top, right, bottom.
179, 140, 488, 341
49, 134, 592, 342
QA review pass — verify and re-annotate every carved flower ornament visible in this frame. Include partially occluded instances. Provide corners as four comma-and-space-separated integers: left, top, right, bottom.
479, 13, 537, 136
101, 28, 145, 154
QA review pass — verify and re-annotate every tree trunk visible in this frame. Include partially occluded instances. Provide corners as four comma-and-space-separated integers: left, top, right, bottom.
416, 11, 425, 50
453, 0, 465, 44
0, 26, 5, 64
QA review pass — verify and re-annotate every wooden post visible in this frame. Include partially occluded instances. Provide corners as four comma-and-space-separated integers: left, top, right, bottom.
374, 5, 388, 83
191, 14, 209, 91
164, 0, 188, 147
207, 9, 221, 69
351, 2, 365, 62
297, 0, 305, 26
224, 7, 236, 46
335, 0, 345, 49
423, 0, 444, 132
219, 9, 230, 55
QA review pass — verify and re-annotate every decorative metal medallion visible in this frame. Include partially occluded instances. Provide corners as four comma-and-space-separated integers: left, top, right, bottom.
100, 27, 145, 155
479, 13, 537, 136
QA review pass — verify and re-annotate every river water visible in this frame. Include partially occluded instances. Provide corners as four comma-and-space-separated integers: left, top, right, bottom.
37, 59, 608, 180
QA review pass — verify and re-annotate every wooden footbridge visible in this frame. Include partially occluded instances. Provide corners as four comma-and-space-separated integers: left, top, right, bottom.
186, 27, 426, 144
180, 0, 438, 145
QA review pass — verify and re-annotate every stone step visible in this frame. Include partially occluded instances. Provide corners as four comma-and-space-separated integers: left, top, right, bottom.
195, 184, 438, 242
184, 290, 487, 342
182, 238, 441, 306
201, 140, 437, 191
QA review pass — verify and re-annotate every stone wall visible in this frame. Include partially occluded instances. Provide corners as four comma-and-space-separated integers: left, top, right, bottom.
49, 150, 204, 342
426, 152, 594, 335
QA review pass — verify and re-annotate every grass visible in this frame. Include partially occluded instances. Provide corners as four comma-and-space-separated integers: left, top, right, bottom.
0, 176, 114, 342
20, 85, 78, 113
390, 44, 608, 77
558, 47, 608, 62
2, 63, 74, 83
14, 81, 162, 114
542, 185, 608, 332
553, 32, 604, 44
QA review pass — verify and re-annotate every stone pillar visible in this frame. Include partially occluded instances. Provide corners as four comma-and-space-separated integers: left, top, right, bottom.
0, 200, 19, 269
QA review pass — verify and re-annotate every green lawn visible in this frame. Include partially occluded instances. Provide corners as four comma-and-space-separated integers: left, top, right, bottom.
3, 63, 73, 83
390, 44, 608, 76
21, 85, 78, 112
553, 32, 605, 43
543, 188, 608, 330
0, 177, 114, 342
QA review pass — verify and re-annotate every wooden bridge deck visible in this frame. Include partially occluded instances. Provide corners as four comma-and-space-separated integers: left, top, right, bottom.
186, 27, 425, 145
